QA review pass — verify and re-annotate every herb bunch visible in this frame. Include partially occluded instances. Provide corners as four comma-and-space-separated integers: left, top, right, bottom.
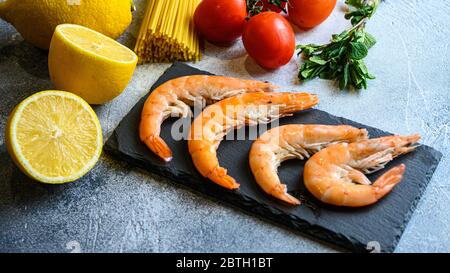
297, 0, 380, 90
247, 0, 289, 17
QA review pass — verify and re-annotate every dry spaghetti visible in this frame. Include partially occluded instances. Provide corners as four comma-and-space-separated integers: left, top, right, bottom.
134, 0, 202, 63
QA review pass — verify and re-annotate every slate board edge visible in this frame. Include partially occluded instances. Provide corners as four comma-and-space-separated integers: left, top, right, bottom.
105, 115, 442, 253
104, 62, 443, 253
391, 150, 443, 251
105, 134, 360, 253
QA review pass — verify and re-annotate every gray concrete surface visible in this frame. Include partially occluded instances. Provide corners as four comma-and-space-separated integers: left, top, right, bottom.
0, 0, 449, 252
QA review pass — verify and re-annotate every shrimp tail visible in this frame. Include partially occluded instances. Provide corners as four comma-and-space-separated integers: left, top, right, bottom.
208, 167, 240, 190
373, 164, 406, 199
270, 184, 301, 205
282, 93, 319, 114
393, 134, 421, 156
143, 134, 173, 162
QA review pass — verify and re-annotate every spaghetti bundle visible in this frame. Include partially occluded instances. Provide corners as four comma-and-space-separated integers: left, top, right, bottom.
134, 0, 202, 63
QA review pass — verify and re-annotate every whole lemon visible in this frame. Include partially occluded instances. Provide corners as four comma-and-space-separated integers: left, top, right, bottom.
0, 0, 133, 49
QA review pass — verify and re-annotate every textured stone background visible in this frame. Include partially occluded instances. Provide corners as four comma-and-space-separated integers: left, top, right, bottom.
0, 0, 449, 253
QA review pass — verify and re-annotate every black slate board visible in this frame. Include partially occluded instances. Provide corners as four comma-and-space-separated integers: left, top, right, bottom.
105, 62, 442, 253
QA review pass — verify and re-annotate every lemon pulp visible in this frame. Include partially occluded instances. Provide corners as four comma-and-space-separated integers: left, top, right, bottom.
7, 91, 103, 183
58, 25, 137, 63
48, 24, 138, 105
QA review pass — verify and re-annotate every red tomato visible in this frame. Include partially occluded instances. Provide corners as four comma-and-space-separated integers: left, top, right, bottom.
258, 0, 287, 13
194, 0, 247, 44
288, 0, 337, 29
242, 12, 295, 69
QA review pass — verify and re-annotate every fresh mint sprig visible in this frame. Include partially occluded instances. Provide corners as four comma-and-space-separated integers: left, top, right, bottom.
297, 0, 380, 90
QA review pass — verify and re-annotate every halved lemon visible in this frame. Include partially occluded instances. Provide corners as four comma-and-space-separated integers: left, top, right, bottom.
48, 24, 138, 105
6, 91, 103, 184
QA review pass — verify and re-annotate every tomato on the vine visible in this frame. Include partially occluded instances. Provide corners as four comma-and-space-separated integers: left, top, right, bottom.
288, 0, 337, 29
194, 0, 247, 44
242, 12, 295, 69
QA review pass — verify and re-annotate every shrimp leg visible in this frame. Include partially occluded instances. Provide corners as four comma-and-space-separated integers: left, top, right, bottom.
189, 92, 319, 190
249, 125, 369, 205
304, 134, 421, 207
140, 75, 277, 161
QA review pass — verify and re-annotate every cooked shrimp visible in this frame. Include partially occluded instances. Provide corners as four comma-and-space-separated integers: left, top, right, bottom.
249, 125, 369, 205
140, 75, 277, 162
303, 134, 421, 207
188, 92, 319, 190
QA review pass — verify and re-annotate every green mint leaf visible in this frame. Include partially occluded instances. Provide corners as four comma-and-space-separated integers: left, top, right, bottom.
345, 1, 379, 25
329, 60, 339, 71
339, 63, 350, 89
332, 30, 349, 42
350, 65, 363, 86
349, 42, 368, 60
354, 30, 377, 49
363, 32, 377, 48
319, 70, 335, 80
309, 55, 328, 65
296, 44, 323, 56
297, 0, 379, 90
300, 66, 314, 79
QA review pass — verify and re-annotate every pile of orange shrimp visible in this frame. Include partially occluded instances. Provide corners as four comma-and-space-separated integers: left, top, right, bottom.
139, 75, 421, 208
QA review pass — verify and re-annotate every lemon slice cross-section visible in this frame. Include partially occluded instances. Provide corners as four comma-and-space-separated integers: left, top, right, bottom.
57, 23, 137, 63
6, 91, 103, 184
